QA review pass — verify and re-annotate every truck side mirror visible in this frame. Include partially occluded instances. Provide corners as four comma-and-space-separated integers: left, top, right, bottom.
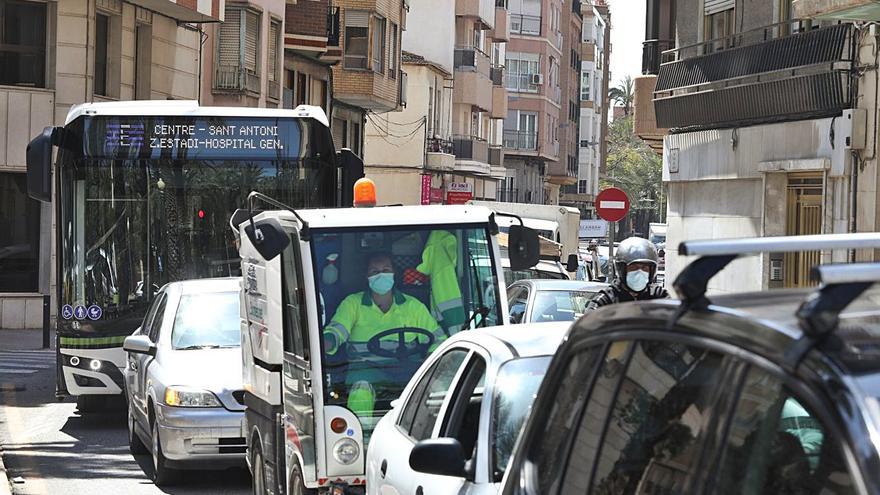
566, 254, 579, 273
244, 217, 290, 261
508, 225, 540, 271
338, 148, 364, 207
27, 127, 55, 203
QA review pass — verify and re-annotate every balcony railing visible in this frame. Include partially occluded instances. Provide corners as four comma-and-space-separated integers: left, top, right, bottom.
214, 66, 260, 94
498, 188, 519, 202
328, 7, 341, 46
503, 130, 537, 150
490, 65, 504, 86
453, 135, 490, 163
642, 39, 674, 76
267, 81, 280, 101
510, 14, 540, 35
426, 136, 454, 154
489, 146, 504, 166
654, 22, 854, 131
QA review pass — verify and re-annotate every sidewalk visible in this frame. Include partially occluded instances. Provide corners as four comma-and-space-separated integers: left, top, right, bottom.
0, 328, 50, 495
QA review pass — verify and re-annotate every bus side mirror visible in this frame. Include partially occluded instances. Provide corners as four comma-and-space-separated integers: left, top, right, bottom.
338, 148, 364, 207
244, 217, 290, 261
27, 127, 55, 203
508, 225, 540, 271
566, 254, 579, 273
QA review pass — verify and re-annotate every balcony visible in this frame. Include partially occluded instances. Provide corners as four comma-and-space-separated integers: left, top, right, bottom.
793, 0, 880, 20
490, 6, 510, 41
491, 86, 508, 119
333, 70, 400, 112
126, 0, 219, 22
453, 135, 490, 165
641, 39, 673, 76
654, 22, 854, 131
285, 0, 331, 58
503, 130, 537, 151
214, 66, 260, 95
489, 145, 504, 166
490, 65, 504, 86
454, 46, 494, 112
633, 75, 666, 153
455, 0, 495, 29
498, 188, 519, 202
426, 137, 456, 171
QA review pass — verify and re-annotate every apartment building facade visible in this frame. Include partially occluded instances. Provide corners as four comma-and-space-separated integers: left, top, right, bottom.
501, 0, 565, 205
635, 0, 880, 293
0, 0, 218, 329
544, 0, 582, 206
561, 0, 609, 215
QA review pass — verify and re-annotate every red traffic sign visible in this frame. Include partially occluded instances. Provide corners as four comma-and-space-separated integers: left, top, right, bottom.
596, 187, 630, 222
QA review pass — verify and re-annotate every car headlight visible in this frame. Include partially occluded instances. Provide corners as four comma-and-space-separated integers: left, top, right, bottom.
164, 386, 222, 407
333, 438, 360, 465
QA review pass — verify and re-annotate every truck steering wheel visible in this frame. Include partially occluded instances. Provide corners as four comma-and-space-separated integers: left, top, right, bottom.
366, 327, 435, 360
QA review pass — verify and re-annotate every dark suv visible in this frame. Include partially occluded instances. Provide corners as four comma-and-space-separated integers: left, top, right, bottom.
501, 235, 880, 495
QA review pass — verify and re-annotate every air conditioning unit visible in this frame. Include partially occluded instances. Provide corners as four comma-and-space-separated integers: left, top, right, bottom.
531, 73, 544, 85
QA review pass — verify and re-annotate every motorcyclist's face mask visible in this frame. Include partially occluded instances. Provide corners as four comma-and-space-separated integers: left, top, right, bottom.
625, 263, 652, 292
367, 258, 395, 295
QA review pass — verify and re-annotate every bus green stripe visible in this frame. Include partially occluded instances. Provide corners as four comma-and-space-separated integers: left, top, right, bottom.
59, 336, 127, 347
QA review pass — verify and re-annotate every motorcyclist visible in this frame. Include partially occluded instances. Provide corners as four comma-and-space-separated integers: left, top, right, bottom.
587, 237, 668, 310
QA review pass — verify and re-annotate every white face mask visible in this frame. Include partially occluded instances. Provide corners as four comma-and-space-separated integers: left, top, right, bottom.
626, 269, 650, 292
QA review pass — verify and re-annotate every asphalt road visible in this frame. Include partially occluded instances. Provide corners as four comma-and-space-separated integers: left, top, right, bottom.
0, 333, 251, 495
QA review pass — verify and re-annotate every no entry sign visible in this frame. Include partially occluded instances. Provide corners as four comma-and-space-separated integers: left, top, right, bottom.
596, 187, 630, 222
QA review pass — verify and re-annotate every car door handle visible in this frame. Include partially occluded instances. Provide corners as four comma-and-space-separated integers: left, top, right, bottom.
380, 459, 387, 478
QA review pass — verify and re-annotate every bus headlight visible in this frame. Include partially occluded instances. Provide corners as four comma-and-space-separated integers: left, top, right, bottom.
164, 387, 222, 408
333, 438, 359, 465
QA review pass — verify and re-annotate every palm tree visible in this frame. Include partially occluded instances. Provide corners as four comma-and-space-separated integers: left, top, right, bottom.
609, 76, 635, 116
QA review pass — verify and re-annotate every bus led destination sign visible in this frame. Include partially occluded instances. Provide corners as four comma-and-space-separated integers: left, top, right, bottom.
87, 117, 305, 160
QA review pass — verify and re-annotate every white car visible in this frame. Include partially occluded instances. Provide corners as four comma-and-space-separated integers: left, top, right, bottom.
366, 322, 569, 495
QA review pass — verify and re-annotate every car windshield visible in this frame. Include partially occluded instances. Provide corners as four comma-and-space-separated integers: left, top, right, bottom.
171, 291, 241, 349
504, 266, 568, 285
492, 356, 552, 479
529, 290, 597, 322
313, 224, 501, 443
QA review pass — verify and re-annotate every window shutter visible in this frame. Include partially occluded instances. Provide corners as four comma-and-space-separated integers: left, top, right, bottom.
704, 0, 734, 15
244, 10, 259, 73
218, 9, 241, 67
268, 22, 278, 82
345, 10, 370, 28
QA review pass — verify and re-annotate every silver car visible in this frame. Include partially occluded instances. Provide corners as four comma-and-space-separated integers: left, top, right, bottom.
507, 279, 610, 324
123, 278, 245, 485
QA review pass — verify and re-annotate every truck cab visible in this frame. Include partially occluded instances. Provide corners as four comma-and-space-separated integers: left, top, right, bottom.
237, 198, 538, 495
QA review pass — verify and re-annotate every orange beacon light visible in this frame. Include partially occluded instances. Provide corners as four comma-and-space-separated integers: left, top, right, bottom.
353, 177, 377, 207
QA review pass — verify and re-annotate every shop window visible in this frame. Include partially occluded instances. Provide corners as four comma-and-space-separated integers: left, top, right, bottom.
0, 173, 41, 292
0, 0, 47, 88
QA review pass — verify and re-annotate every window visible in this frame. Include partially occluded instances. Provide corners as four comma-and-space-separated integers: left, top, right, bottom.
172, 292, 240, 349
523, 344, 606, 494
297, 72, 307, 106
389, 23, 398, 78
268, 20, 281, 83
282, 235, 308, 359
94, 13, 109, 96
400, 349, 469, 441
506, 286, 528, 323
508, 0, 541, 35
344, 10, 369, 69
563, 341, 726, 493
0, 0, 47, 88
0, 173, 40, 292
134, 23, 152, 99
505, 52, 539, 93
704, 5, 734, 52
371, 15, 386, 73
713, 367, 856, 494
147, 294, 168, 343
216, 7, 261, 91
581, 70, 592, 101
578, 179, 588, 194
442, 355, 487, 465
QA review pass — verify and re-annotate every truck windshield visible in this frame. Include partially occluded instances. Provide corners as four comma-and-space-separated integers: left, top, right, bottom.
313, 224, 500, 440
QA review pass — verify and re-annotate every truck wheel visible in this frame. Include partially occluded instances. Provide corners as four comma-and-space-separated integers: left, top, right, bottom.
290, 464, 316, 495
151, 419, 176, 486
251, 446, 268, 495
128, 409, 148, 455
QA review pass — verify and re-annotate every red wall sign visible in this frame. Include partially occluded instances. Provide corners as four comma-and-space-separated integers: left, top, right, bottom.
420, 174, 432, 205
446, 182, 473, 205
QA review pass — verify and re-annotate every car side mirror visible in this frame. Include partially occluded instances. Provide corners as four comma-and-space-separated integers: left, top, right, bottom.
508, 225, 540, 271
123, 335, 156, 356
26, 127, 55, 203
410, 438, 468, 479
566, 254, 579, 273
244, 217, 291, 261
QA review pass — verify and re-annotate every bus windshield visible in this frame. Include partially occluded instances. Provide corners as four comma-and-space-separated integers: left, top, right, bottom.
57, 116, 337, 342
312, 225, 500, 441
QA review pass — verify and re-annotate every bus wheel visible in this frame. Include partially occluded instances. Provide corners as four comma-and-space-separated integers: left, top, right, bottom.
251, 445, 268, 495
290, 464, 315, 495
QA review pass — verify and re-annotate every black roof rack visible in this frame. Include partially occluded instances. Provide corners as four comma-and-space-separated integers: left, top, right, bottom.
796, 263, 880, 337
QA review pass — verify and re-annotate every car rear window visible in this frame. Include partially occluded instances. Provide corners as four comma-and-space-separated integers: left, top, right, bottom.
529, 290, 597, 322
171, 291, 241, 349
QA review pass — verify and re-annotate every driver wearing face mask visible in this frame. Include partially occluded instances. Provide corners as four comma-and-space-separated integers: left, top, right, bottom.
586, 237, 668, 311
324, 252, 441, 416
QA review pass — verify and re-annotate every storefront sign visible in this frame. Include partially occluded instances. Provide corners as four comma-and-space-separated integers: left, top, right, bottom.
420, 174, 431, 205
579, 219, 608, 239
446, 182, 474, 205
430, 188, 444, 204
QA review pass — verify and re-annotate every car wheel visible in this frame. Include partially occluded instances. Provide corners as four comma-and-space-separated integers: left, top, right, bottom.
151, 418, 176, 486
251, 446, 268, 495
128, 409, 148, 455
290, 464, 315, 495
